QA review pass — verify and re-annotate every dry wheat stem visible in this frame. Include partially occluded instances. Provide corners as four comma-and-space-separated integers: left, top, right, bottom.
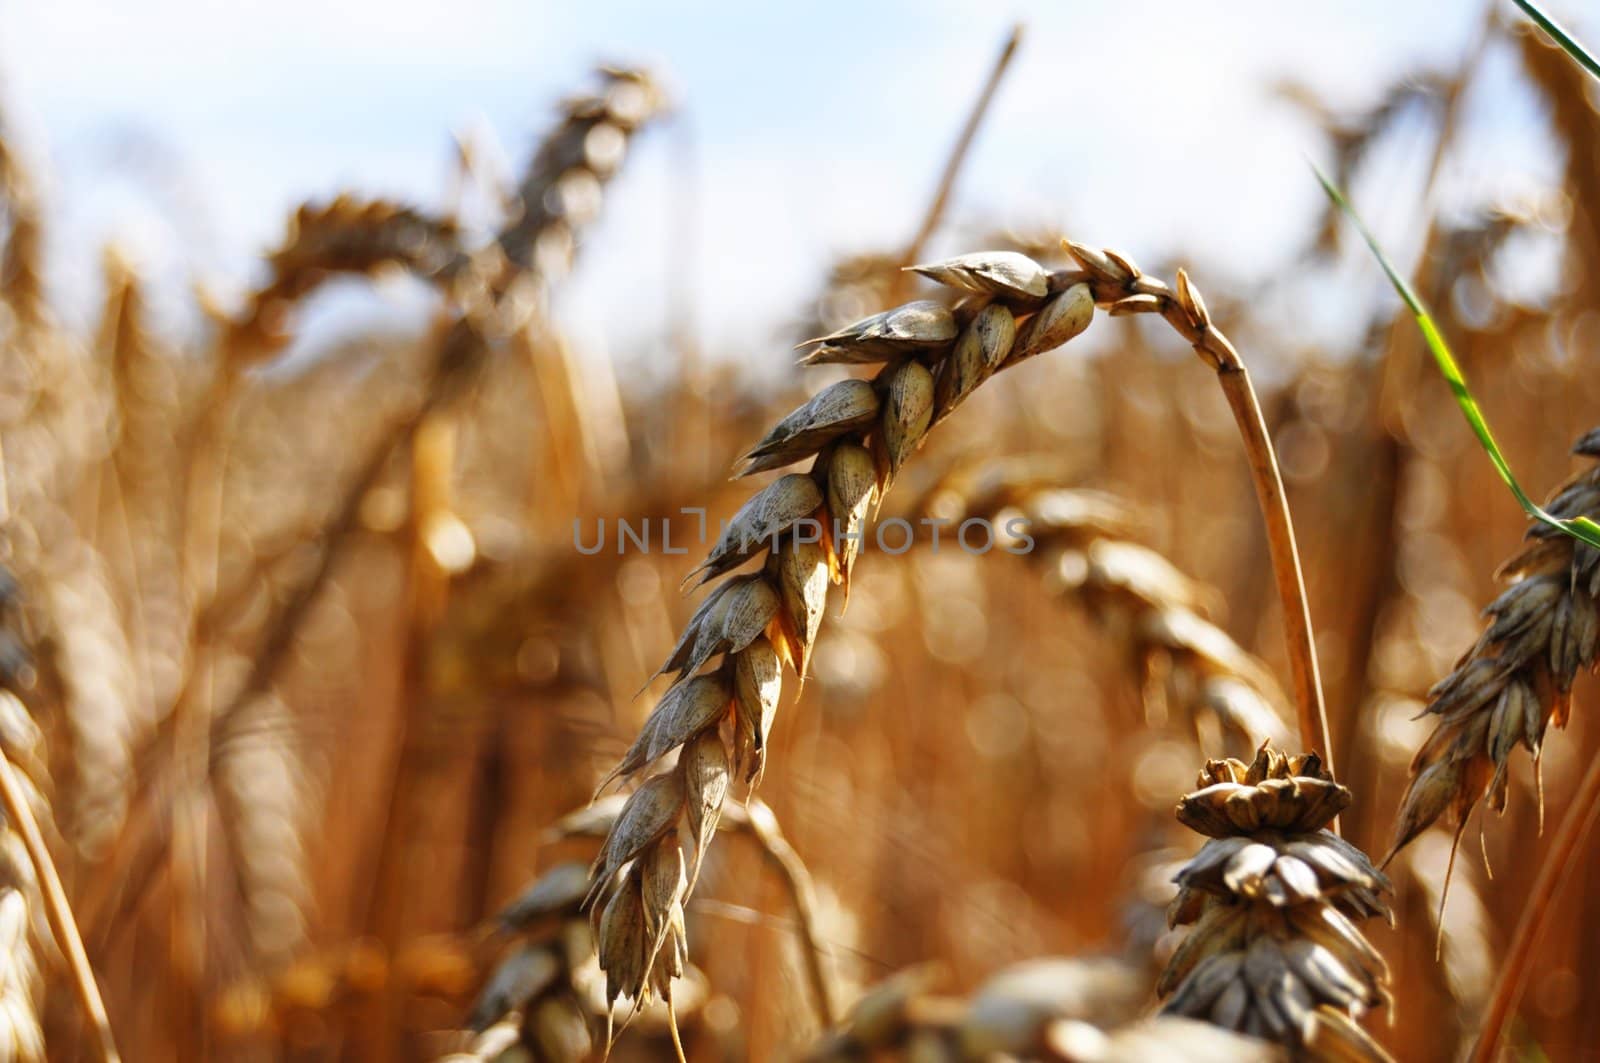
1467, 749, 1600, 1063
0, 751, 119, 1062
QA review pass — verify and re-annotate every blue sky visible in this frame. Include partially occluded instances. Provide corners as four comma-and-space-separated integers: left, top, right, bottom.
1, 1, 1591, 363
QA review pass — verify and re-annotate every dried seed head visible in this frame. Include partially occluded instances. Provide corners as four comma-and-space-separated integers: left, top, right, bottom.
770, 536, 831, 678
467, 945, 562, 1031
1387, 431, 1600, 861
1160, 914, 1391, 1057
1010, 282, 1094, 363
880, 359, 935, 480
688, 474, 823, 586
826, 443, 878, 594
935, 303, 1016, 420
732, 637, 782, 784
1160, 745, 1392, 1060
738, 379, 881, 476
799, 300, 957, 364
910, 250, 1050, 302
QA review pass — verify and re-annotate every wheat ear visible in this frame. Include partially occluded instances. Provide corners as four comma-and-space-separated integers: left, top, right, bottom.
1386, 426, 1600, 862
1156, 744, 1392, 1061
589, 243, 1330, 1024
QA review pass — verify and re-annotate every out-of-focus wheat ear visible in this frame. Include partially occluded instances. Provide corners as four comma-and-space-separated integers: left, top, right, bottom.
902, 468, 1292, 755
224, 196, 466, 362
211, 693, 310, 967
498, 67, 666, 272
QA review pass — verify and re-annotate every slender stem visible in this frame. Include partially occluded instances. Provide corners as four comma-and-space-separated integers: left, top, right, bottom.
0, 750, 121, 1062
736, 801, 838, 1027
891, 23, 1024, 301
1057, 253, 1336, 776
1211, 364, 1334, 775
1468, 752, 1600, 1063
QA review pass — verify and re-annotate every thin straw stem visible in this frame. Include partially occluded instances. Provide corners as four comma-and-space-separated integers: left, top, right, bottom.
0, 750, 120, 1062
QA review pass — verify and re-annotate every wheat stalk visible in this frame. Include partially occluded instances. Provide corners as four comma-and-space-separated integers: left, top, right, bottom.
588, 243, 1331, 1036
1156, 744, 1392, 1061
906, 466, 1292, 756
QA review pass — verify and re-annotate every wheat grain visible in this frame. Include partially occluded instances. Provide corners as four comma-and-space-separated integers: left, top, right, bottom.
1386, 426, 1600, 861
1157, 744, 1391, 1061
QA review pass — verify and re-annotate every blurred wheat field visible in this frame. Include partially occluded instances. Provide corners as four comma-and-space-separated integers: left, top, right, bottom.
3, 6, 1600, 1061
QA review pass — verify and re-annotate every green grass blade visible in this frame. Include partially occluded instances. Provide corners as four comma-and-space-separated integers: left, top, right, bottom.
1513, 0, 1600, 81
1312, 162, 1600, 550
